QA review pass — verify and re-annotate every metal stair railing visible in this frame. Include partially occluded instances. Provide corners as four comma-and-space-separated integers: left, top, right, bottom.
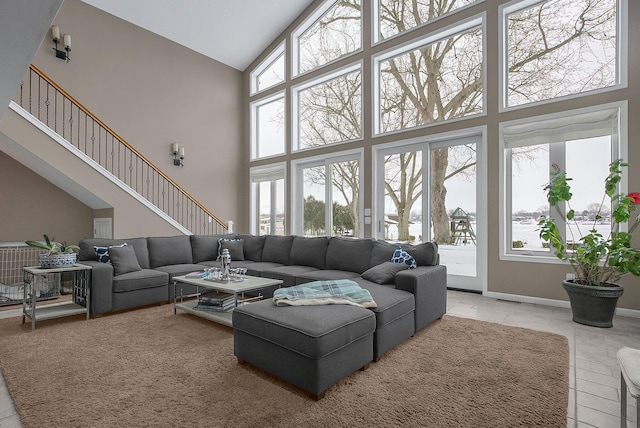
15, 65, 227, 235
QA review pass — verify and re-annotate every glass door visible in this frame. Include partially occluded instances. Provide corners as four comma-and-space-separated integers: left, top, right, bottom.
376, 136, 481, 291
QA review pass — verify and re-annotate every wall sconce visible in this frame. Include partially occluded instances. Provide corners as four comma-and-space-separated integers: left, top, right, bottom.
172, 142, 185, 167
51, 26, 71, 62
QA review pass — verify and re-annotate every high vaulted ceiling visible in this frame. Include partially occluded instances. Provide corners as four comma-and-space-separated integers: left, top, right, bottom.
82, 0, 315, 71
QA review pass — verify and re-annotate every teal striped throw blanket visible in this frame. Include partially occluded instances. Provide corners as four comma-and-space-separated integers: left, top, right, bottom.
272, 280, 377, 308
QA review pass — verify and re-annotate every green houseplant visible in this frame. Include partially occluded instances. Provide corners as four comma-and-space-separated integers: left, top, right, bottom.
25, 234, 80, 269
539, 159, 640, 327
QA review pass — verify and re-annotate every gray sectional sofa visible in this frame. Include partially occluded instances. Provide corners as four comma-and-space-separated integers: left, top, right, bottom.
78, 234, 447, 355
79, 233, 447, 398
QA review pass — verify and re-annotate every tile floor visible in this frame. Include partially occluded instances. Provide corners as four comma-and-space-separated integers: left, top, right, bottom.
0, 290, 639, 428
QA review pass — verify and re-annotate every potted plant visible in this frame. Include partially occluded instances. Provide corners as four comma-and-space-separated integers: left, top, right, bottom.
25, 234, 80, 269
539, 159, 640, 327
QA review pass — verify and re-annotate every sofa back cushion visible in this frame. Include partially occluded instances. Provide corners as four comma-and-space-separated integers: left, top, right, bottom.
236, 234, 266, 261
325, 237, 373, 274
147, 235, 193, 268
369, 240, 439, 267
190, 235, 225, 263
78, 237, 150, 269
262, 235, 294, 265
289, 236, 329, 269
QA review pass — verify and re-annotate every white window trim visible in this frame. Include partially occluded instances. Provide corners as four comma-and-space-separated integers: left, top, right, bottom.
250, 162, 287, 236
291, 148, 364, 237
250, 41, 286, 96
291, 0, 363, 79
499, 101, 628, 264
292, 61, 363, 153
372, 0, 485, 45
250, 91, 286, 161
372, 14, 486, 136
371, 126, 487, 292
498, 0, 628, 113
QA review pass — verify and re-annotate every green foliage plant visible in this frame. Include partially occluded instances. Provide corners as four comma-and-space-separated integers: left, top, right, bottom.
25, 234, 79, 255
539, 159, 640, 286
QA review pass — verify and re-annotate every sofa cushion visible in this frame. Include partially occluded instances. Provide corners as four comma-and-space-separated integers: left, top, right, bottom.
190, 235, 224, 263
108, 245, 142, 276
295, 270, 361, 285
325, 237, 373, 274
154, 264, 208, 281
354, 279, 415, 329
236, 234, 266, 262
405, 241, 438, 266
261, 265, 320, 287
112, 269, 169, 293
147, 236, 193, 268
288, 236, 328, 269
262, 235, 294, 265
218, 238, 245, 261
79, 237, 150, 269
361, 261, 410, 285
369, 240, 438, 267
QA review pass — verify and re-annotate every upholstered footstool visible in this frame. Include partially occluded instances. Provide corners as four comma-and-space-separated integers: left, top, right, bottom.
232, 299, 376, 400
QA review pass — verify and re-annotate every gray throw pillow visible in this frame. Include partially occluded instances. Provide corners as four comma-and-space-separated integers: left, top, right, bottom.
108, 245, 142, 276
218, 238, 245, 261
361, 261, 409, 284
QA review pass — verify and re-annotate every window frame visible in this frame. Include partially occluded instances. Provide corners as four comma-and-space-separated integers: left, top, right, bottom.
372, 0, 484, 45
499, 101, 628, 264
292, 61, 363, 152
250, 163, 287, 236
372, 14, 486, 137
291, 148, 364, 237
498, 0, 628, 112
250, 91, 286, 160
250, 42, 286, 95
291, 0, 363, 78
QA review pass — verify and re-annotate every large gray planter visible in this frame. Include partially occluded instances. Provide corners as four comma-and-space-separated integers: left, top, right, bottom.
562, 280, 624, 328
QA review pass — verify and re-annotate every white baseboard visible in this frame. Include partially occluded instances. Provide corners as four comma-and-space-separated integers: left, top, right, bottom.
484, 291, 640, 319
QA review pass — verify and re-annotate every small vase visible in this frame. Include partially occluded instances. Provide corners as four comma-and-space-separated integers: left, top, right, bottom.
562, 280, 624, 328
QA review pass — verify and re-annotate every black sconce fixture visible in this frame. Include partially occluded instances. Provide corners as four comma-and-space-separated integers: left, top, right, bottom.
51, 26, 71, 62
172, 143, 185, 167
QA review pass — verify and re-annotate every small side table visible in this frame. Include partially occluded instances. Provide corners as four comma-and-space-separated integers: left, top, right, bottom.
22, 264, 91, 331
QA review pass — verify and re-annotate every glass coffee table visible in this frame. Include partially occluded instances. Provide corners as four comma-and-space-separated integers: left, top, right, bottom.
172, 274, 282, 327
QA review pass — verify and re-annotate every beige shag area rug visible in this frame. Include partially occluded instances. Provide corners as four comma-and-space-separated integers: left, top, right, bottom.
0, 304, 568, 427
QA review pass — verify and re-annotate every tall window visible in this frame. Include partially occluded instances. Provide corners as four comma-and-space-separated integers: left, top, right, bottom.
501, 105, 622, 258
375, 19, 484, 135
294, 0, 362, 76
294, 65, 362, 150
376, 0, 479, 41
250, 43, 285, 95
503, 0, 619, 107
250, 165, 286, 236
251, 93, 285, 159
294, 151, 362, 237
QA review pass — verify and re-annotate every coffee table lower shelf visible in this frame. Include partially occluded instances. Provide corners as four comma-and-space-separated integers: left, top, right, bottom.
175, 300, 233, 326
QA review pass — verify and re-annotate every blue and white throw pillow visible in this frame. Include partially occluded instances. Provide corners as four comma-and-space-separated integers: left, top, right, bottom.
94, 243, 127, 263
391, 246, 417, 269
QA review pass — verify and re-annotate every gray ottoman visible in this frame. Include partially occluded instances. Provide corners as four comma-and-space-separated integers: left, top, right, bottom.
232, 299, 376, 400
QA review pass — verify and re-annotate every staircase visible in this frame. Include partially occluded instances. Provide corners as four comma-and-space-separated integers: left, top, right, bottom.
7, 64, 227, 236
